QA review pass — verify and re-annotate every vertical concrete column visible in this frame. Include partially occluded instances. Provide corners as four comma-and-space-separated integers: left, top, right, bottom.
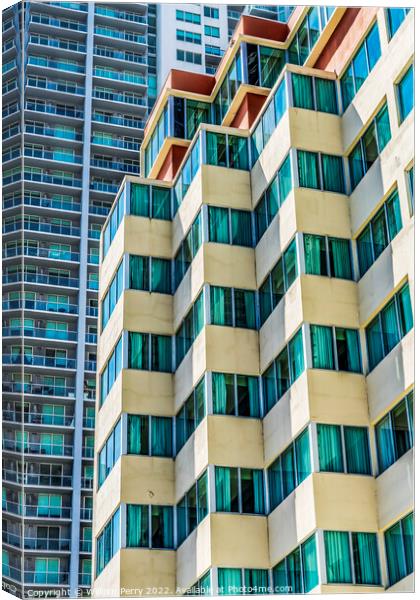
69, 3, 94, 594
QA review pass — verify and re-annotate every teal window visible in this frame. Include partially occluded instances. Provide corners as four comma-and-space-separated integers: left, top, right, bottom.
375, 391, 413, 473
96, 508, 120, 576
100, 336, 123, 406
384, 512, 413, 586
173, 137, 201, 212
407, 166, 414, 214
386, 8, 410, 39
176, 9, 200, 24
129, 255, 171, 294
127, 414, 173, 457
304, 234, 353, 280
357, 190, 403, 277
255, 154, 292, 240
204, 7, 219, 18
349, 104, 391, 189
206, 132, 248, 170
176, 377, 206, 452
212, 372, 260, 418
318, 424, 371, 475
175, 291, 205, 367
130, 183, 171, 220
287, 6, 334, 66
397, 65, 413, 123
97, 419, 122, 487
268, 428, 311, 511
251, 78, 288, 165
259, 238, 298, 324
210, 286, 256, 329
176, 29, 201, 44
245, 43, 284, 88
101, 260, 124, 330
291, 74, 338, 114
208, 206, 253, 247
204, 25, 219, 37
366, 283, 413, 370
310, 325, 362, 373
218, 568, 270, 595
273, 534, 319, 593
213, 51, 243, 124
174, 211, 203, 288
215, 466, 265, 514
262, 328, 305, 414
340, 22, 381, 110
325, 531, 381, 585
187, 570, 212, 595
102, 191, 125, 259
177, 471, 208, 545
297, 151, 345, 193
128, 332, 172, 373
126, 504, 173, 549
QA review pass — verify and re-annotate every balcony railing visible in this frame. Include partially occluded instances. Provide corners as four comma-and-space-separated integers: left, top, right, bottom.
25, 100, 84, 119
86, 306, 98, 317
3, 381, 76, 397
91, 135, 140, 151
24, 571, 70, 585
25, 123, 83, 140
82, 446, 94, 458
3, 194, 81, 212
3, 272, 79, 288
83, 416, 95, 428
95, 5, 146, 23
88, 229, 101, 239
80, 507, 92, 520
3, 245, 80, 261
28, 56, 85, 73
81, 478, 93, 490
3, 500, 71, 519
79, 539, 92, 552
91, 157, 139, 172
3, 439, 73, 456
89, 181, 119, 194
94, 46, 147, 64
88, 253, 100, 264
3, 409, 75, 426
92, 88, 146, 106
85, 333, 97, 344
3, 220, 81, 236
3, 469, 73, 487
94, 26, 146, 43
27, 77, 85, 95
29, 34, 86, 53
92, 112, 145, 129
49, 2, 88, 11
2, 298, 78, 314
79, 573, 91, 586
3, 532, 71, 551
30, 13, 87, 32
3, 326, 78, 341
3, 354, 77, 369
24, 147, 83, 164
84, 360, 97, 371
93, 67, 146, 84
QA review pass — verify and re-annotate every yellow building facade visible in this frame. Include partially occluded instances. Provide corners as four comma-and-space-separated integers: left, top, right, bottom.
93, 6, 414, 596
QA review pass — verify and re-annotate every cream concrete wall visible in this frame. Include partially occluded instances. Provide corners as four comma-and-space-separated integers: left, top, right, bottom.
120, 455, 175, 507
263, 370, 369, 465
349, 113, 414, 237
175, 420, 209, 502
341, 10, 414, 151
173, 244, 256, 331
255, 188, 352, 286
210, 513, 270, 568
201, 165, 252, 210
176, 516, 212, 591
366, 329, 414, 422
122, 290, 173, 336
375, 449, 414, 531
100, 217, 172, 299
119, 549, 176, 596
268, 473, 377, 565
259, 275, 359, 373
93, 552, 122, 597
358, 225, 414, 325
385, 573, 414, 593
320, 584, 384, 594
174, 326, 260, 411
